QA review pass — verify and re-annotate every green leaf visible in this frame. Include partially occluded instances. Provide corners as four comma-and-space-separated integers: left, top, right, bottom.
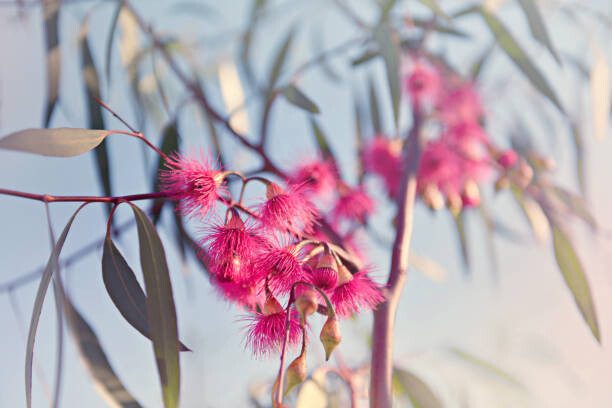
43, 1, 61, 126
64, 296, 143, 408
268, 29, 295, 89
240, 0, 266, 85
26, 203, 89, 408
283, 85, 320, 114
81, 23, 112, 214
549, 186, 596, 229
517, 0, 561, 65
130, 204, 181, 408
551, 224, 600, 342
453, 212, 470, 274
368, 77, 382, 134
105, 1, 124, 84
450, 4, 480, 19
449, 348, 523, 388
479, 8, 564, 113
310, 119, 337, 167
410, 19, 470, 38
151, 122, 180, 224
373, 24, 401, 127
352, 49, 380, 66
416, 0, 451, 22
570, 122, 586, 194
394, 368, 444, 408
0, 128, 110, 157
102, 234, 189, 351
471, 41, 495, 79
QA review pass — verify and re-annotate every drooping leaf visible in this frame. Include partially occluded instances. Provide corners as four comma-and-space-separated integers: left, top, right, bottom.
43, 1, 61, 126
283, 84, 320, 114
510, 185, 550, 242
394, 368, 444, 408
80, 22, 112, 215
570, 122, 586, 194
452, 212, 470, 274
548, 186, 596, 229
368, 77, 382, 134
130, 204, 181, 408
416, 0, 451, 22
449, 348, 523, 388
310, 119, 337, 167
590, 45, 610, 140
0, 128, 110, 157
450, 4, 480, 18
517, 0, 561, 65
373, 24, 401, 128
479, 7, 564, 113
218, 59, 250, 135
240, 0, 266, 85
102, 234, 189, 351
353, 98, 365, 183
410, 18, 470, 38
352, 49, 380, 66
551, 224, 600, 342
151, 122, 180, 224
471, 41, 495, 79
105, 0, 124, 84
26, 203, 89, 408
268, 28, 295, 89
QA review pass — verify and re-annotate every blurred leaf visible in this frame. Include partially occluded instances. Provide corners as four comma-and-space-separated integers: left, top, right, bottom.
0, 128, 110, 157
80, 23, 112, 216
590, 45, 610, 140
169, 1, 219, 17
517, 0, 561, 65
311, 28, 341, 81
510, 185, 550, 242
296, 369, 327, 408
151, 122, 180, 224
479, 8, 564, 113
43, 1, 60, 126
451, 4, 480, 18
471, 41, 495, 79
26, 203, 89, 408
218, 59, 250, 135
570, 122, 586, 194
549, 186, 596, 229
310, 119, 338, 169
130, 204, 181, 408
411, 18, 470, 37
268, 29, 295, 89
102, 234, 189, 351
409, 252, 447, 282
352, 49, 380, 66
240, 0, 266, 86
394, 368, 444, 408
551, 224, 600, 342
368, 77, 382, 133
64, 296, 143, 408
373, 24, 401, 127
283, 84, 320, 114
453, 212, 470, 274
416, 0, 451, 22
105, 0, 124, 83
449, 348, 523, 388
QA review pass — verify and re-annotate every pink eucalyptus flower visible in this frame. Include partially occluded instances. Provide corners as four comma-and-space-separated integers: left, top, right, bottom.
405, 62, 441, 105
331, 267, 383, 318
243, 296, 302, 357
201, 209, 263, 281
497, 149, 518, 168
258, 182, 319, 235
159, 150, 227, 218
255, 241, 306, 294
311, 253, 339, 292
437, 81, 484, 126
362, 137, 403, 197
288, 159, 337, 198
332, 185, 375, 223
211, 274, 263, 310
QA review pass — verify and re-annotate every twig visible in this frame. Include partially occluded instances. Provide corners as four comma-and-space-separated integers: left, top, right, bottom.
94, 97, 139, 133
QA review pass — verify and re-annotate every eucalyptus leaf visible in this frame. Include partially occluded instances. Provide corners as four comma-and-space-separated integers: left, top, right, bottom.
43, 1, 61, 126
394, 368, 444, 408
105, 1, 124, 83
373, 24, 401, 127
283, 85, 320, 114
0, 128, 110, 157
517, 0, 561, 64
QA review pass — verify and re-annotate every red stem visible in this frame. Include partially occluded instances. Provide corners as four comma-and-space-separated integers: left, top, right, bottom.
369, 110, 422, 408
0, 189, 172, 203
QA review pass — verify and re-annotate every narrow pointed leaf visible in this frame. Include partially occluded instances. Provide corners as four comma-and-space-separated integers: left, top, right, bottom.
105, 1, 124, 83
0, 128, 110, 157
394, 368, 443, 408
517, 0, 561, 65
352, 50, 380, 66
64, 296, 142, 408
551, 224, 600, 342
26, 203, 89, 408
102, 234, 189, 351
449, 347, 523, 388
416, 0, 450, 22
411, 19, 469, 37
590, 46, 610, 140
268, 29, 295, 89
43, 1, 61, 126
368, 77, 382, 133
453, 212, 470, 274
283, 85, 320, 114
151, 122, 180, 224
570, 122, 586, 193
310, 119, 337, 167
471, 41, 495, 79
479, 8, 564, 113
130, 204, 180, 408
373, 24, 401, 127
549, 186, 596, 229
240, 0, 266, 85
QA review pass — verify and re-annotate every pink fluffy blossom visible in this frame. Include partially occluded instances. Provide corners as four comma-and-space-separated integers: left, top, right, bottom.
362, 137, 403, 197
211, 274, 263, 309
254, 241, 305, 294
404, 61, 441, 105
258, 182, 319, 235
437, 81, 484, 126
159, 150, 227, 218
331, 268, 383, 318
332, 185, 375, 223
288, 159, 337, 198
243, 296, 302, 357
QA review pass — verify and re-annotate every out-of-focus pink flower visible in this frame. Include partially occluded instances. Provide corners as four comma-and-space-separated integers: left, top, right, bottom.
211, 274, 263, 310
332, 185, 375, 223
497, 149, 518, 168
255, 241, 305, 294
362, 137, 403, 197
405, 62, 441, 105
331, 267, 383, 318
258, 182, 319, 235
418, 140, 463, 195
437, 81, 484, 126
243, 296, 301, 357
159, 150, 226, 218
288, 159, 337, 198
202, 209, 262, 281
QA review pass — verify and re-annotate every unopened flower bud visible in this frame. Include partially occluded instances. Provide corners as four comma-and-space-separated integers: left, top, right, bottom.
497, 149, 518, 168
320, 316, 342, 361
461, 180, 480, 207
265, 182, 284, 199
312, 253, 338, 291
284, 352, 307, 395
295, 286, 317, 319
422, 184, 444, 211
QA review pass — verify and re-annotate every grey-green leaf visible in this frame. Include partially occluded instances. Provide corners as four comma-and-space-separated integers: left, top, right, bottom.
0, 128, 110, 157
394, 368, 444, 408
105, 1, 124, 84
268, 29, 295, 89
416, 0, 450, 22
130, 204, 180, 408
449, 348, 523, 388
517, 0, 561, 65
551, 225, 600, 342
479, 8, 564, 113
310, 119, 337, 167
152, 122, 180, 224
43, 1, 61, 126
373, 24, 401, 127
368, 77, 382, 134
283, 85, 320, 114
26, 203, 89, 408
64, 296, 143, 408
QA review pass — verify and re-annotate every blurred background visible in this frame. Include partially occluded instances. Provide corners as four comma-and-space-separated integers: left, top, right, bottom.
1, 0, 612, 407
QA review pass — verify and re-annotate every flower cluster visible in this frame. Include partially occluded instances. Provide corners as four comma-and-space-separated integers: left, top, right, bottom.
159, 153, 382, 360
